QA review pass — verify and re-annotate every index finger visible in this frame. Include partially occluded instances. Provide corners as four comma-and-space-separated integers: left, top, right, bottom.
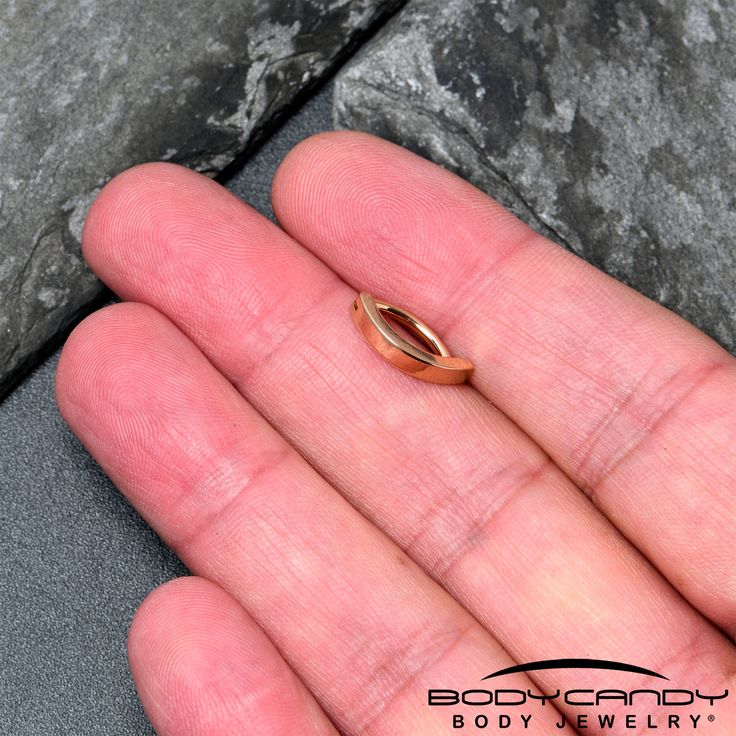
271, 130, 736, 634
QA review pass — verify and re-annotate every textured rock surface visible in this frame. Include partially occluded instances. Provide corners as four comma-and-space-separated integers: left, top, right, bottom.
334, 0, 736, 353
0, 0, 402, 400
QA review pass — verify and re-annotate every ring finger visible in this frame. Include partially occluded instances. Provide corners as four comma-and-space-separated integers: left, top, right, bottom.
57, 302, 559, 735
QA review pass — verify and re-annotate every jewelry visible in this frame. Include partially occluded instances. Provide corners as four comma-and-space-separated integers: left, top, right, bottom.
351, 292, 473, 385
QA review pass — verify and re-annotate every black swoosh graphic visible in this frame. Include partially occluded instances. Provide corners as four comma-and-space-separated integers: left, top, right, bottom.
481, 658, 669, 681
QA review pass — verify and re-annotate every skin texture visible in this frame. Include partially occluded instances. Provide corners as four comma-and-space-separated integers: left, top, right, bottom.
55, 131, 736, 735
128, 577, 337, 736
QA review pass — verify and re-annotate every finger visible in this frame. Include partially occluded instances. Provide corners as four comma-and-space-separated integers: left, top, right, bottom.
79, 161, 736, 728
56, 303, 572, 736
270, 130, 736, 632
128, 576, 338, 736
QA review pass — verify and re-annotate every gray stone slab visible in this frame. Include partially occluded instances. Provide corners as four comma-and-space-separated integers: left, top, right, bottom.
0, 0, 403, 401
333, 0, 736, 353
0, 81, 334, 735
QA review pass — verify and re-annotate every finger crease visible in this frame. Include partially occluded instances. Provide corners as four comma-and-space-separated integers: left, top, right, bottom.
169, 442, 293, 555
354, 620, 477, 735
405, 457, 556, 582
573, 360, 731, 504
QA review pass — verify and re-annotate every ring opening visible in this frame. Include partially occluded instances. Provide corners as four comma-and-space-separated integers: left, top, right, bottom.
375, 302, 451, 357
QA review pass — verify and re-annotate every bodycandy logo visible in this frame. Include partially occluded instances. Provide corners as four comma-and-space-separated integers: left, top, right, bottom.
427, 659, 729, 731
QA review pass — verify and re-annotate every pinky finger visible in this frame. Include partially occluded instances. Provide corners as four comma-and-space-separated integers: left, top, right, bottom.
128, 576, 338, 736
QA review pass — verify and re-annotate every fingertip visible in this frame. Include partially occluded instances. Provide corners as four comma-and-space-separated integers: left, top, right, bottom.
127, 576, 230, 675
81, 161, 241, 299
127, 576, 242, 735
128, 576, 333, 736
82, 162, 190, 267
271, 130, 385, 222
55, 302, 164, 425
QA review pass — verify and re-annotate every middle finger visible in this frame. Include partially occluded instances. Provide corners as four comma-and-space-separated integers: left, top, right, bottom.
83, 162, 736, 720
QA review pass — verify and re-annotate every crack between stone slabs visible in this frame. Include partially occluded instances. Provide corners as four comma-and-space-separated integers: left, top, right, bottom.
341, 76, 577, 253
5, 226, 49, 312
2, 0, 411, 399
254, 49, 326, 124
2, 130, 68, 338
3, 217, 86, 378
1, 227, 57, 377
217, 0, 409, 182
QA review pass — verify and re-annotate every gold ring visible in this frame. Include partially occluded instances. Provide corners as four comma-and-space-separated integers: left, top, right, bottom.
351, 292, 473, 384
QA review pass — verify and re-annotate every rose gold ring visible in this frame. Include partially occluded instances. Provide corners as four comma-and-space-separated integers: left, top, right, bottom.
351, 292, 473, 385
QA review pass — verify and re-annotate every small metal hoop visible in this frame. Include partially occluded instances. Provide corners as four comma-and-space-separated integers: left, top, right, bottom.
351, 292, 473, 385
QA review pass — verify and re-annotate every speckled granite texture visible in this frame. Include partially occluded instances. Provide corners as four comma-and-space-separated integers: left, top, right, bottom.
334, 0, 736, 353
0, 84, 333, 736
0, 0, 402, 401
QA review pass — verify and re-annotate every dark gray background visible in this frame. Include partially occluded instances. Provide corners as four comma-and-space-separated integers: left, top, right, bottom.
0, 82, 333, 736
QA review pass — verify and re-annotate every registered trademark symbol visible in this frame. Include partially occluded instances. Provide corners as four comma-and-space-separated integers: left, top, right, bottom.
708, 714, 716, 722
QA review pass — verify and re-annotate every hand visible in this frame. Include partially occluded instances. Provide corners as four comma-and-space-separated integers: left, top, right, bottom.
56, 132, 736, 735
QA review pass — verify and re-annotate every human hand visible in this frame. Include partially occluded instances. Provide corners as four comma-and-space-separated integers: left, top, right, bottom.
55, 132, 736, 735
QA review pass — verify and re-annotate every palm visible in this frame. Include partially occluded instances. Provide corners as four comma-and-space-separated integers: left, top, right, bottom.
56, 131, 736, 735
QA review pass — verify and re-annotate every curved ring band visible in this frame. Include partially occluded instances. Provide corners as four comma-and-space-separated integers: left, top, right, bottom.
351, 292, 473, 385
